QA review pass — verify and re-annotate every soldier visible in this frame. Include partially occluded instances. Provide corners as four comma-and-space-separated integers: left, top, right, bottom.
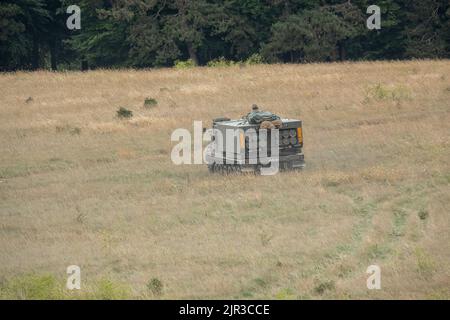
243, 104, 260, 122
246, 104, 282, 129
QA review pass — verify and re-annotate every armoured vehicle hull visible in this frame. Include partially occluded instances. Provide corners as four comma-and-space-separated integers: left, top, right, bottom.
205, 118, 305, 174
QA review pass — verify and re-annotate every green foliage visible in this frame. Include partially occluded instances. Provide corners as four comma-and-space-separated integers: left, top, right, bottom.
0, 0, 51, 70
1, 0, 450, 70
65, 0, 129, 69
415, 248, 436, 279
391, 208, 408, 237
275, 288, 296, 299
0, 274, 131, 300
144, 97, 158, 108
174, 59, 196, 69
117, 107, 133, 119
365, 244, 392, 260
262, 5, 364, 63
207, 57, 236, 67
365, 83, 411, 102
314, 280, 335, 295
418, 209, 429, 220
253, 277, 268, 288
0, 274, 63, 299
147, 278, 163, 296
91, 279, 129, 300
402, 0, 449, 58
367, 83, 391, 100
244, 53, 265, 65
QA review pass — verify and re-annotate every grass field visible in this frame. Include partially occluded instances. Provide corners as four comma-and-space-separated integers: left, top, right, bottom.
0, 60, 449, 299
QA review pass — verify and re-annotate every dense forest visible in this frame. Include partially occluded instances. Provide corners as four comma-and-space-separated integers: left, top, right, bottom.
1, 0, 449, 71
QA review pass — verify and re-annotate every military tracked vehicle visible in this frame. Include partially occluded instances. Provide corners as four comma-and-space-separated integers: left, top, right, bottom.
205, 107, 305, 174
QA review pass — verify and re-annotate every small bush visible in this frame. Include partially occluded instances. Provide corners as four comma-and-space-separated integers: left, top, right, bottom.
244, 53, 264, 65
391, 86, 411, 101
207, 57, 236, 67
365, 83, 411, 102
369, 83, 390, 100
418, 209, 429, 220
147, 278, 163, 296
274, 288, 296, 300
314, 280, 335, 295
174, 59, 196, 69
117, 107, 133, 119
144, 97, 158, 108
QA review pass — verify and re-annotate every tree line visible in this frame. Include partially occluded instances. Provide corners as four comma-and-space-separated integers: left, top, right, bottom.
1, 0, 449, 71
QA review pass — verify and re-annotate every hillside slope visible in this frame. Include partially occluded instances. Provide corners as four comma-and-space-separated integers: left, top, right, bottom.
0, 60, 449, 299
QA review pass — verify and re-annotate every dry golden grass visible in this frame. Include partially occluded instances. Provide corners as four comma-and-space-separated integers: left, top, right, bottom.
0, 60, 449, 299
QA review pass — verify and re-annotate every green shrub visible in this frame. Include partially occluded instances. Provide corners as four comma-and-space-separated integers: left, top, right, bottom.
174, 59, 196, 69
370, 83, 390, 100
0, 274, 131, 300
144, 97, 158, 108
365, 83, 411, 102
314, 280, 335, 295
0, 274, 64, 299
274, 288, 296, 299
391, 86, 411, 101
244, 53, 264, 65
117, 107, 133, 119
147, 278, 163, 296
418, 209, 429, 220
207, 57, 236, 67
